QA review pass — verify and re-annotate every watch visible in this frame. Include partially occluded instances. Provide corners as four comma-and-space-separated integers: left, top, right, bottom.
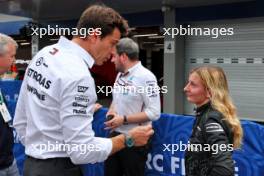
124, 134, 134, 148
123, 115, 128, 125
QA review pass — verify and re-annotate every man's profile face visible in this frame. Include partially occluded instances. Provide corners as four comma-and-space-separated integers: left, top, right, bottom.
111, 52, 125, 73
93, 28, 121, 66
0, 43, 16, 74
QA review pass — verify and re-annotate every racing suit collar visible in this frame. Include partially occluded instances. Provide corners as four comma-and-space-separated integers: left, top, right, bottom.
194, 101, 211, 116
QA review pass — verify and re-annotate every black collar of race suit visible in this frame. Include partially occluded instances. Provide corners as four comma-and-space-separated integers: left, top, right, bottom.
194, 101, 211, 116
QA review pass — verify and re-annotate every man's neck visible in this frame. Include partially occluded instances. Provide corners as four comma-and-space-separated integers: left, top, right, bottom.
123, 61, 139, 73
71, 37, 96, 62
72, 37, 89, 52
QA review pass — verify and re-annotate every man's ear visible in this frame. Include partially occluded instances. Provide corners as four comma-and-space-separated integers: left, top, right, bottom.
119, 53, 124, 62
87, 34, 99, 44
120, 53, 128, 64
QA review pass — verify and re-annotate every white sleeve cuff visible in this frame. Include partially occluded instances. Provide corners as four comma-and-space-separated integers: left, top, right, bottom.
69, 137, 113, 164
95, 137, 113, 161
145, 109, 160, 121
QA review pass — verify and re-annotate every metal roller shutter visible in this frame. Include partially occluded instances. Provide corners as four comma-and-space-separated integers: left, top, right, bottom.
184, 18, 264, 121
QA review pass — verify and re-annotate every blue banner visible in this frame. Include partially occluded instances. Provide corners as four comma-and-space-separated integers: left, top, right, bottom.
146, 114, 264, 176
1, 80, 264, 176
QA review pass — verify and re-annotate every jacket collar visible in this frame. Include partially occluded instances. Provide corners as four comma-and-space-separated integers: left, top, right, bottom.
194, 101, 211, 116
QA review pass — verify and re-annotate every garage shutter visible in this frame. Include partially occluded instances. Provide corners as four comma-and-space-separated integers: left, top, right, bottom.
185, 18, 264, 121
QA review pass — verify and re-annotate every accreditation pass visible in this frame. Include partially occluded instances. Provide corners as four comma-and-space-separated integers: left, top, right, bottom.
0, 90, 12, 123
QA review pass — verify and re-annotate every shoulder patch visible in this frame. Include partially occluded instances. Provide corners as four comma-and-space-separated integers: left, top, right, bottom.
205, 122, 224, 133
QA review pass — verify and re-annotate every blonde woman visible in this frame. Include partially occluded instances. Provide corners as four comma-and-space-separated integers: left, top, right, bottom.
184, 66, 243, 176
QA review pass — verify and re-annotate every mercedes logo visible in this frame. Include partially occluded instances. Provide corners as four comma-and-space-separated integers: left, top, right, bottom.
36, 57, 43, 66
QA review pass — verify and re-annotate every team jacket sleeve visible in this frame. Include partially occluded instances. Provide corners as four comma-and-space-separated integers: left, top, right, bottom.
204, 113, 234, 176
13, 78, 28, 145
140, 75, 161, 121
60, 76, 112, 164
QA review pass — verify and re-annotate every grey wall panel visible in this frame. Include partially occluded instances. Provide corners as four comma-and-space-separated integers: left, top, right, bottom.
185, 19, 264, 121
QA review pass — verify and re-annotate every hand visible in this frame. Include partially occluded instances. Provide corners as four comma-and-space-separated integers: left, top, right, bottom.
128, 125, 154, 146
104, 114, 124, 130
93, 103, 102, 112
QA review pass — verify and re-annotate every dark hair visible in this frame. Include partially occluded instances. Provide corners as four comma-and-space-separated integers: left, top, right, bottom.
76, 4, 128, 38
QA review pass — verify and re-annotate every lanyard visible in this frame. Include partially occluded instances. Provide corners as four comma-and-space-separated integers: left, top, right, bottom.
0, 89, 12, 125
0, 90, 3, 105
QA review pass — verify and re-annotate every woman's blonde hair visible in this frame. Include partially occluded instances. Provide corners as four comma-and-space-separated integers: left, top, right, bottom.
191, 66, 243, 148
